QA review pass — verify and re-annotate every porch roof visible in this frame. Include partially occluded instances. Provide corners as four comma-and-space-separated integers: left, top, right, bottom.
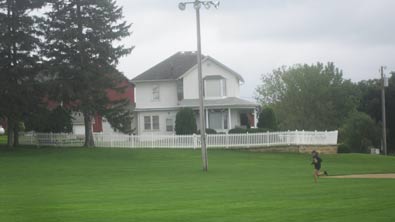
179, 97, 257, 109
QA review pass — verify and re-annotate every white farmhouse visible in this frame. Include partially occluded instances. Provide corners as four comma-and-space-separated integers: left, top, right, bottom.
132, 51, 258, 135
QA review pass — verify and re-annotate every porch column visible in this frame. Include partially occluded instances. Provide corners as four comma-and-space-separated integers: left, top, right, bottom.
228, 108, 232, 129
205, 108, 209, 129
253, 108, 258, 128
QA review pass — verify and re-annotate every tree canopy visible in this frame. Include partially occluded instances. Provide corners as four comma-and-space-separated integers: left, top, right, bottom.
255, 62, 360, 131
43, 0, 133, 146
0, 0, 46, 147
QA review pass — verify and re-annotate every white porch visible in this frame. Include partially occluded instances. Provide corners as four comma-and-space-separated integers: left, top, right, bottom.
194, 108, 257, 133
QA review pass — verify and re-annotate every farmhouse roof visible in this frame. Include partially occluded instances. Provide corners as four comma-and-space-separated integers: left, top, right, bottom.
131, 51, 244, 82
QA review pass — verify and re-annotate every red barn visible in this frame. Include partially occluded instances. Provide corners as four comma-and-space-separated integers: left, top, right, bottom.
73, 80, 135, 134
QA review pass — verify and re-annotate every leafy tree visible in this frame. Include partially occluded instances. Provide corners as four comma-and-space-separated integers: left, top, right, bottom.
356, 72, 395, 153
339, 112, 380, 153
357, 79, 381, 122
0, 0, 45, 147
175, 108, 197, 135
385, 72, 395, 153
255, 62, 359, 130
24, 106, 72, 133
257, 107, 277, 130
43, 0, 133, 146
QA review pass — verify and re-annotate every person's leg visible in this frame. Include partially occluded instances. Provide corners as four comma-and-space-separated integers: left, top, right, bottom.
314, 169, 319, 183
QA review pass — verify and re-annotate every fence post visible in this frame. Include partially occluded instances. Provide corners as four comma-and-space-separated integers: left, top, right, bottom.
151, 133, 154, 149
193, 134, 197, 149
246, 132, 250, 148
325, 130, 327, 145
225, 132, 229, 149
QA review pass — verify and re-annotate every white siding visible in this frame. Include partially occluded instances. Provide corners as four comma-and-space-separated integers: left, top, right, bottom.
137, 111, 177, 136
183, 60, 240, 99
101, 119, 133, 136
73, 125, 85, 135
135, 81, 178, 109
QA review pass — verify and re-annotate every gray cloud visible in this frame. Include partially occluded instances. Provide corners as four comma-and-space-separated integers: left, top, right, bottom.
115, 0, 395, 99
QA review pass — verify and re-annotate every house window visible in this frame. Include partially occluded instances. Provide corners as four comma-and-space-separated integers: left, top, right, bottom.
176, 80, 183, 101
204, 77, 226, 98
208, 110, 228, 130
144, 116, 160, 131
144, 116, 151, 130
152, 85, 160, 101
166, 118, 173, 132
152, 116, 159, 130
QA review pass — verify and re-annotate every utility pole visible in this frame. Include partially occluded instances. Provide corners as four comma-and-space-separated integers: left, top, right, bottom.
178, 1, 220, 171
380, 66, 387, 155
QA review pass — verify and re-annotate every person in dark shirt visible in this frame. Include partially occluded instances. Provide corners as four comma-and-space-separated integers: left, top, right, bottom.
311, 150, 328, 183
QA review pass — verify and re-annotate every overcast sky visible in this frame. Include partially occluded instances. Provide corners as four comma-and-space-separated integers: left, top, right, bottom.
115, 0, 395, 100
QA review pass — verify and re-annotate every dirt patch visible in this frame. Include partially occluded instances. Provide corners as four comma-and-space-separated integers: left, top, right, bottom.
325, 173, 395, 179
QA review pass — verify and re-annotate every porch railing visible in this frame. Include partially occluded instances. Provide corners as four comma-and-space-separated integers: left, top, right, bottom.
19, 130, 338, 149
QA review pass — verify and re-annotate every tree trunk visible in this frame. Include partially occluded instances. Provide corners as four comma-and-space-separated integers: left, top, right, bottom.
13, 124, 19, 147
7, 119, 14, 148
83, 112, 95, 147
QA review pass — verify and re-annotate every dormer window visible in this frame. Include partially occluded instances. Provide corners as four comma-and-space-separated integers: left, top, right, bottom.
204, 76, 226, 98
152, 85, 160, 101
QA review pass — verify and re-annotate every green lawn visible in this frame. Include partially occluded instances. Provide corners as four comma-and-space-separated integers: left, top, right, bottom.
1, 148, 395, 222
0, 135, 6, 144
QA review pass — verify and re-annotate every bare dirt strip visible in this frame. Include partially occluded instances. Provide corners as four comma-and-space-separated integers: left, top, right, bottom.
325, 173, 395, 179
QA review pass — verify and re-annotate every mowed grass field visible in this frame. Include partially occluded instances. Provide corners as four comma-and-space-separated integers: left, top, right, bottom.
0, 135, 6, 144
1, 147, 395, 222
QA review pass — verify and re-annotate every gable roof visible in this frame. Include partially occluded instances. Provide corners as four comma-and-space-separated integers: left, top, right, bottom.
131, 51, 244, 83
132, 52, 199, 82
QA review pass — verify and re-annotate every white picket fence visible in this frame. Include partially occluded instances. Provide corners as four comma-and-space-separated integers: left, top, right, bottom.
19, 130, 338, 149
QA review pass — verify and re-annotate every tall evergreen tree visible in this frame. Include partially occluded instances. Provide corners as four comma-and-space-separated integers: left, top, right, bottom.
43, 0, 133, 147
0, 0, 45, 147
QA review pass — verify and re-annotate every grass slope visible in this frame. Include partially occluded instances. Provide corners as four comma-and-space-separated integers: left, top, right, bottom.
0, 148, 395, 222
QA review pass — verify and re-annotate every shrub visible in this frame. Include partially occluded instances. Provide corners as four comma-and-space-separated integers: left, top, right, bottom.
337, 144, 351, 153
257, 107, 277, 130
197, 128, 217, 134
247, 128, 270, 133
339, 112, 380, 153
175, 108, 197, 135
228, 127, 271, 134
228, 128, 247, 134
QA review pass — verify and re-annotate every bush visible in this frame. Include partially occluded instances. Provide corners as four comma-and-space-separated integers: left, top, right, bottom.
197, 128, 217, 134
247, 128, 270, 133
228, 127, 271, 134
339, 112, 380, 153
175, 108, 197, 135
257, 107, 277, 130
228, 128, 247, 134
337, 144, 351, 153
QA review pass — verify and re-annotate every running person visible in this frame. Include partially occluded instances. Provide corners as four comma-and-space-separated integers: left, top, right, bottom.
311, 150, 328, 183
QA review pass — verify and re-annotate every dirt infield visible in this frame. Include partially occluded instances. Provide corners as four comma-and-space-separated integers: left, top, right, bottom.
326, 173, 395, 179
